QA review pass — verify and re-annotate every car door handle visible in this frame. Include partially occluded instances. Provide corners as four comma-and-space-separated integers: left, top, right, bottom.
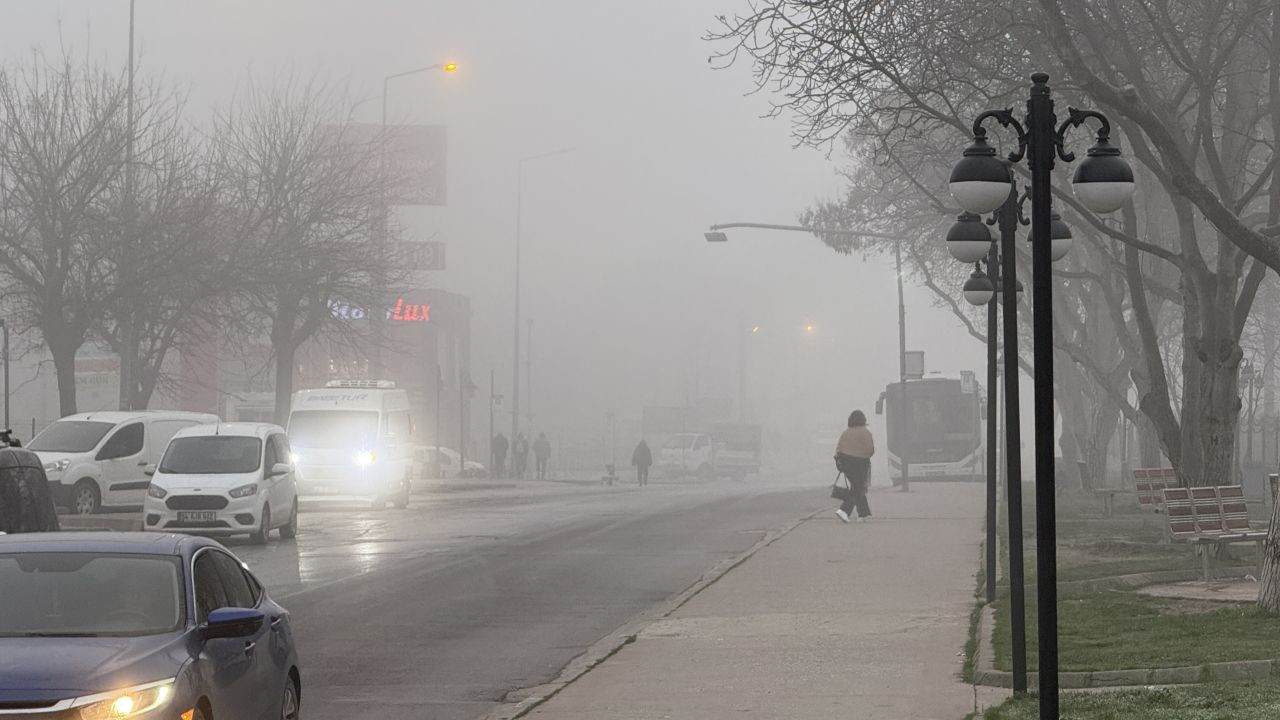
270, 616, 284, 629
243, 641, 256, 655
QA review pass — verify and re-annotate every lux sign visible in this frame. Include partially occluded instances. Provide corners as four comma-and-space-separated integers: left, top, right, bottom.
330, 298, 431, 323
390, 298, 430, 322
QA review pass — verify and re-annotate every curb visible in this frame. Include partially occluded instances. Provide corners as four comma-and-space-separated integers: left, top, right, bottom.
974, 598, 1278, 689
480, 506, 829, 720
56, 515, 142, 532
1061, 566, 1254, 595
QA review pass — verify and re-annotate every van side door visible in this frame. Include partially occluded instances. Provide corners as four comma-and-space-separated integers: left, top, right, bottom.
96, 422, 146, 507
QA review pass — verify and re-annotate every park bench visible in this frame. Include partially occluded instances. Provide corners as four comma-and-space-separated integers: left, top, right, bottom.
1162, 485, 1268, 581
1134, 467, 1178, 512
1076, 461, 1128, 517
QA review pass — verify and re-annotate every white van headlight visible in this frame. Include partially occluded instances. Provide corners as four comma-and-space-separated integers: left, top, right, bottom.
44, 459, 71, 472
229, 483, 259, 498
146, 484, 168, 499
73, 679, 174, 719
355, 450, 377, 466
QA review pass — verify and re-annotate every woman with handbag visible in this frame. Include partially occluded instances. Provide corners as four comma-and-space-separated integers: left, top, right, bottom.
833, 409, 874, 523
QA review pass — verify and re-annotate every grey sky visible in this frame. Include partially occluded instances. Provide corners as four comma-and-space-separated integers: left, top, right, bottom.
1, 1, 985, 453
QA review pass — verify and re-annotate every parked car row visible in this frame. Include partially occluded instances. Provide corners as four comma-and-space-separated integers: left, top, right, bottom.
0, 438, 303, 720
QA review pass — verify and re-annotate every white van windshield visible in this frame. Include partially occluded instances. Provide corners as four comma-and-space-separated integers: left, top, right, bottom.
288, 410, 378, 449
160, 436, 263, 474
29, 421, 115, 453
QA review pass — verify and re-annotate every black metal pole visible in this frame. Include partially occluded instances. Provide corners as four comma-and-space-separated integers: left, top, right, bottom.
2, 319, 8, 431
985, 248, 999, 604
895, 237, 911, 491
997, 181, 1028, 694
1027, 72, 1060, 720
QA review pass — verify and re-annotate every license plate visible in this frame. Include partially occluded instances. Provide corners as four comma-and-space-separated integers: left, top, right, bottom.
178, 511, 216, 522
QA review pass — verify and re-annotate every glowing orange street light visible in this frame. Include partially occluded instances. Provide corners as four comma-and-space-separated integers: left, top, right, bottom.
443, 62, 459, 72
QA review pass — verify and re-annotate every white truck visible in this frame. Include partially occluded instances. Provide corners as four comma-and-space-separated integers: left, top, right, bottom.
657, 423, 762, 481
287, 380, 415, 509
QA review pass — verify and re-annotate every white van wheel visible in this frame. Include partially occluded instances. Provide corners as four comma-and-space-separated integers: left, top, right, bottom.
73, 480, 101, 515
251, 505, 271, 545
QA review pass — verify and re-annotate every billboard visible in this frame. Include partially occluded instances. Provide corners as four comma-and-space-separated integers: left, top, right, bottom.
342, 124, 447, 206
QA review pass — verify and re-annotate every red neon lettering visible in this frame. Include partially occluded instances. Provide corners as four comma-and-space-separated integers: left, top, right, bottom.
392, 298, 405, 321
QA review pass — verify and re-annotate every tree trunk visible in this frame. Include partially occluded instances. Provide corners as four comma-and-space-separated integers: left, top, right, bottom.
273, 340, 296, 427
1259, 495, 1280, 612
48, 334, 79, 418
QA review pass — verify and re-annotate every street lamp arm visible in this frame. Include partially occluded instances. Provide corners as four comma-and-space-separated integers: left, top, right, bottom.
972, 109, 1029, 163
385, 64, 446, 82
708, 222, 905, 239
1055, 107, 1112, 162
520, 147, 576, 165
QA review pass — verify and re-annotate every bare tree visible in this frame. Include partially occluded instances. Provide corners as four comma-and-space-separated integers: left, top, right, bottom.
214, 76, 409, 424
0, 51, 132, 416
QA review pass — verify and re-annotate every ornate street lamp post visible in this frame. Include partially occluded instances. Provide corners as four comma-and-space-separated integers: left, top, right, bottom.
948, 73, 1135, 719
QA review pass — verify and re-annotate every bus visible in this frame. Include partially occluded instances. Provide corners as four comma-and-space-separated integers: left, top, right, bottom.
877, 371, 984, 483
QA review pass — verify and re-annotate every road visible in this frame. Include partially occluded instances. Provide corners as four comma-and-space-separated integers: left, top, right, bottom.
224, 475, 830, 720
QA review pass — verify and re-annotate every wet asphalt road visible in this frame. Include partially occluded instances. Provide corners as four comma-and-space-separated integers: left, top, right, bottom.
225, 475, 830, 720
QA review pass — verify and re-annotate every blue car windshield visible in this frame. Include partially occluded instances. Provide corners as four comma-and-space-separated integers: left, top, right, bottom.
0, 553, 184, 637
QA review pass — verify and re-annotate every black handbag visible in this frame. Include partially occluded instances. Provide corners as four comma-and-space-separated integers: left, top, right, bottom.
830, 472, 852, 502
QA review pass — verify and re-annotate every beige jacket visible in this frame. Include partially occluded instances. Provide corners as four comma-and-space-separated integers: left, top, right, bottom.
835, 426, 875, 458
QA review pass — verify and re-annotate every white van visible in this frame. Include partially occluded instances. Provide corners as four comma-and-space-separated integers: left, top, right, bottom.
29, 411, 220, 514
287, 380, 414, 508
143, 422, 299, 544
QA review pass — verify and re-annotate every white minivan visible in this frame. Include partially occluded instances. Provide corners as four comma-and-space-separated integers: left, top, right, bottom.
143, 422, 298, 544
288, 380, 414, 509
29, 411, 219, 514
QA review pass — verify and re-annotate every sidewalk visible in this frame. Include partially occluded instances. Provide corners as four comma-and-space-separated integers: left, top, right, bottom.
520, 484, 997, 720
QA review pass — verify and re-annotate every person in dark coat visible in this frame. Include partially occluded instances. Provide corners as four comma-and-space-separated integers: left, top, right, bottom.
631, 439, 653, 487
833, 410, 874, 522
492, 433, 509, 478
533, 433, 552, 481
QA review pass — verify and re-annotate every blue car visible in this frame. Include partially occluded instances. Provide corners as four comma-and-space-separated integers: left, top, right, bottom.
0, 532, 300, 720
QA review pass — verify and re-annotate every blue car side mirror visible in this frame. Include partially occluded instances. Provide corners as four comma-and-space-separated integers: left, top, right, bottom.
204, 607, 264, 640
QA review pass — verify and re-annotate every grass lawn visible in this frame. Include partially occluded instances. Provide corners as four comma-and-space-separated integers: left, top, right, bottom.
992, 590, 1280, 671
971, 682, 1280, 719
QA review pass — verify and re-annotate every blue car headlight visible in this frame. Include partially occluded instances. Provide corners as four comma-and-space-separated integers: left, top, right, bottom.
72, 678, 174, 719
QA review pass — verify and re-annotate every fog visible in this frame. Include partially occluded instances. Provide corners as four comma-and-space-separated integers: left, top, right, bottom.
0, 1, 985, 468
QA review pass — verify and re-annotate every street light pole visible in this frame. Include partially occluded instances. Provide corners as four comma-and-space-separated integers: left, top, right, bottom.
374, 62, 457, 376
996, 184, 1029, 694
984, 243, 999, 605
949, 73, 1135, 720
512, 148, 573, 450
894, 237, 911, 492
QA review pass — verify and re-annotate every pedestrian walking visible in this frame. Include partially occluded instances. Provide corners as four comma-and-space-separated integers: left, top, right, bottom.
492, 433, 509, 479
631, 439, 652, 487
513, 433, 530, 480
833, 409, 874, 523
533, 433, 551, 481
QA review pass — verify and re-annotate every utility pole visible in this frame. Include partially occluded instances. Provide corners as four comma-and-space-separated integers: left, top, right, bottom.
526, 318, 533, 429
434, 365, 443, 479
119, 0, 137, 411
489, 370, 496, 471
895, 237, 911, 492
738, 313, 747, 421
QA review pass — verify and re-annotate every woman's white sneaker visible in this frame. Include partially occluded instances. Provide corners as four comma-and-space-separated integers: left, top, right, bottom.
835, 509, 850, 523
